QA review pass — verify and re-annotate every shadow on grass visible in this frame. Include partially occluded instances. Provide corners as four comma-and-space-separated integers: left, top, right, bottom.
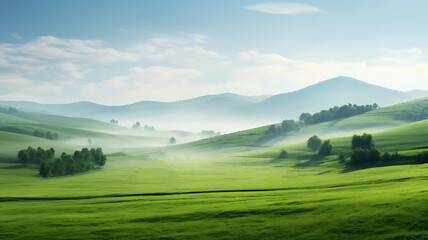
340, 160, 424, 173
0, 163, 36, 169
294, 154, 327, 168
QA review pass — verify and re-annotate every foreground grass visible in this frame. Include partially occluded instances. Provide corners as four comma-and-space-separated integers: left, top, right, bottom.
1, 163, 427, 239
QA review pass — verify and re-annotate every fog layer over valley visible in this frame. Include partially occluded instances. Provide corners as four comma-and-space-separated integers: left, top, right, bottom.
2, 77, 428, 133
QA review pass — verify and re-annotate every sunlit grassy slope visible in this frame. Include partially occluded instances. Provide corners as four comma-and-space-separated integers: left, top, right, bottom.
0, 112, 173, 149
0, 123, 168, 150
1, 115, 428, 239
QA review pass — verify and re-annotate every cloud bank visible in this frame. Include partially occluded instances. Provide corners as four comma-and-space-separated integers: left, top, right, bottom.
0, 35, 427, 105
244, 2, 321, 15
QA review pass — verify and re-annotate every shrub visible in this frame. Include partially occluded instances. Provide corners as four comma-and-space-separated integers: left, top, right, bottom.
279, 149, 287, 159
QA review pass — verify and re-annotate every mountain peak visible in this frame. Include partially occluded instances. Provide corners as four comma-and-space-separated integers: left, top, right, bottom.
318, 76, 363, 85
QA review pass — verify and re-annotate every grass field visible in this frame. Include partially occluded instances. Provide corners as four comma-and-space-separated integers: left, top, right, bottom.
1, 114, 428, 239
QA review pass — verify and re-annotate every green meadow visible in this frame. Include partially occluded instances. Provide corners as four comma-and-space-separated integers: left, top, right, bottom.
0, 99, 428, 239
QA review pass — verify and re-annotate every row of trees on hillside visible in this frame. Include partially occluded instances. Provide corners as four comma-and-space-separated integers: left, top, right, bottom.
132, 122, 156, 131
299, 103, 379, 125
33, 130, 59, 140
18, 146, 107, 177
264, 120, 303, 135
264, 103, 379, 137
0, 106, 19, 114
201, 130, 221, 136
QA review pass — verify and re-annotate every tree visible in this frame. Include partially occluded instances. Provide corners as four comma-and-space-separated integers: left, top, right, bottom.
382, 152, 391, 162
281, 120, 296, 132
318, 140, 332, 156
338, 151, 346, 164
264, 125, 278, 135
307, 135, 322, 154
416, 151, 428, 164
169, 137, 176, 145
132, 122, 141, 129
352, 133, 374, 150
27, 146, 36, 163
52, 158, 65, 176
33, 131, 44, 138
53, 133, 59, 140
18, 150, 29, 165
88, 138, 92, 145
39, 160, 52, 177
279, 149, 287, 159
45, 131, 53, 140
373, 103, 379, 109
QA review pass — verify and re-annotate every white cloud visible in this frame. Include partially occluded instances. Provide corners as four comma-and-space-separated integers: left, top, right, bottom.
377, 47, 422, 64
82, 66, 202, 104
1, 34, 427, 104
11, 33, 23, 39
226, 50, 428, 94
244, 2, 321, 15
129, 37, 221, 63
0, 36, 137, 80
191, 34, 208, 43
0, 74, 61, 100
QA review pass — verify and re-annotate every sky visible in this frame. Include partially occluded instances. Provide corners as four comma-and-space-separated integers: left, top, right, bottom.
1, 0, 428, 105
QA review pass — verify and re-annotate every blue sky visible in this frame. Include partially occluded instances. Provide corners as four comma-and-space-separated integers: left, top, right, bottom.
1, 0, 428, 104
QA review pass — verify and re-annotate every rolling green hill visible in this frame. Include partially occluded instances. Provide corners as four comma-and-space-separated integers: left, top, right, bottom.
10, 110, 127, 131
167, 97, 428, 157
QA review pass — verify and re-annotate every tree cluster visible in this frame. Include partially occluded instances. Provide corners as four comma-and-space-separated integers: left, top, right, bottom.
33, 130, 59, 140
306, 135, 333, 156
143, 125, 155, 132
299, 103, 379, 125
132, 121, 141, 129
201, 130, 221, 136
110, 119, 119, 124
0, 106, 19, 114
132, 122, 156, 131
18, 146, 107, 177
264, 120, 302, 135
349, 133, 380, 164
18, 146, 55, 165
352, 133, 374, 150
416, 151, 428, 164
350, 148, 381, 164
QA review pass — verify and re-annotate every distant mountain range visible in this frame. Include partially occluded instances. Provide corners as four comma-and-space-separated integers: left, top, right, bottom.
1, 77, 427, 132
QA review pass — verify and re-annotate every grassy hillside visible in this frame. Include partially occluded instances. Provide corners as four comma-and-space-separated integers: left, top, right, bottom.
0, 122, 169, 151
0, 131, 78, 160
0, 113, 35, 124
10, 110, 126, 131
172, 97, 428, 156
